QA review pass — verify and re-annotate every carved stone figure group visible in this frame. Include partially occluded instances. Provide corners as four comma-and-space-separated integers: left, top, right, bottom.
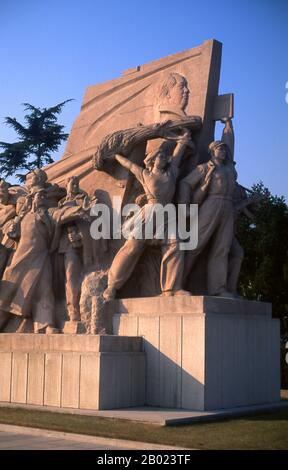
0, 172, 94, 333
102, 117, 257, 301
0, 71, 257, 334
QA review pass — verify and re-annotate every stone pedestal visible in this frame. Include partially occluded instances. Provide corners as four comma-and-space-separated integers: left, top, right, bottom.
111, 296, 280, 411
0, 334, 145, 410
0, 297, 280, 413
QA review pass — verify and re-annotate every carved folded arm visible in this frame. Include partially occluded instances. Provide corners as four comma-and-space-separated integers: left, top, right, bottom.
52, 205, 89, 225
178, 171, 202, 208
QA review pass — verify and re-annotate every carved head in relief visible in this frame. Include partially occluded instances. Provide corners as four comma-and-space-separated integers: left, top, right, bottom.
25, 169, 48, 190
31, 189, 47, 211
66, 176, 80, 197
208, 140, 227, 162
144, 140, 174, 172
158, 73, 189, 116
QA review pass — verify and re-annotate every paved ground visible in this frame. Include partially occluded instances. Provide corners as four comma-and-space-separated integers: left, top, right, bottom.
0, 424, 182, 450
0, 430, 123, 450
1, 400, 287, 425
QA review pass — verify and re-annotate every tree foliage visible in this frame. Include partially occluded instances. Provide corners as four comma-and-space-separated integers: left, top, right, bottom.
0, 100, 72, 181
236, 182, 288, 320
236, 182, 288, 386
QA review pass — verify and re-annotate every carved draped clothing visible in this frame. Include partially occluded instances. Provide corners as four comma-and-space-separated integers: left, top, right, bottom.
0, 205, 83, 319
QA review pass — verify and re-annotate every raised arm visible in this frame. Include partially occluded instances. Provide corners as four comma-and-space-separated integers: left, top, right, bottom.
170, 128, 195, 168
221, 118, 234, 161
114, 154, 144, 182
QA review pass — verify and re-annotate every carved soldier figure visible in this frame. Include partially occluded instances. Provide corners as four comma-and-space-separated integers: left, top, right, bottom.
0, 180, 15, 238
0, 189, 88, 333
179, 118, 237, 297
18, 169, 65, 215
0, 180, 17, 277
103, 129, 193, 301
25, 169, 48, 192
58, 176, 91, 322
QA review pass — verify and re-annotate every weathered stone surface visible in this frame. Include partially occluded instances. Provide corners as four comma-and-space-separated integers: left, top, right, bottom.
79, 271, 108, 334
110, 295, 272, 316
0, 334, 145, 410
213, 93, 234, 121
61, 353, 80, 408
11, 352, 28, 404
44, 353, 62, 407
0, 182, 90, 333
27, 353, 45, 406
0, 39, 252, 325
79, 354, 100, 410
182, 316, 205, 410
99, 353, 146, 409
0, 333, 143, 353
0, 352, 12, 402
62, 321, 86, 334
45, 40, 222, 195
112, 296, 280, 410
137, 316, 160, 406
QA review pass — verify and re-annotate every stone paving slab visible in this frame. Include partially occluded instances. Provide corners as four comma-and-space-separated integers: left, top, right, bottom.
0, 432, 120, 450
0, 424, 185, 450
1, 400, 288, 426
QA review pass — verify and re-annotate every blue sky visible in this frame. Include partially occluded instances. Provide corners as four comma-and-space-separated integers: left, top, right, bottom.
0, 0, 287, 199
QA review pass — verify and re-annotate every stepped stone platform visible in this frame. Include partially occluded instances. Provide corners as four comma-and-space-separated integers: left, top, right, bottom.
110, 296, 280, 411
0, 296, 281, 414
0, 334, 145, 411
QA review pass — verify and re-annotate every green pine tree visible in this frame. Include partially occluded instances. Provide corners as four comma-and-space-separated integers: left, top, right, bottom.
0, 100, 73, 181
237, 182, 288, 317
236, 182, 288, 387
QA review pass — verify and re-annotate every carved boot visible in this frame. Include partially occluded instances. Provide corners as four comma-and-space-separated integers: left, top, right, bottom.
46, 326, 60, 334
173, 289, 191, 296
160, 289, 191, 297
34, 322, 59, 334
160, 290, 174, 297
67, 306, 81, 322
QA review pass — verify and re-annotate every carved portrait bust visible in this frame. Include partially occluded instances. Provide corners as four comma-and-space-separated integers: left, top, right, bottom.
157, 72, 189, 119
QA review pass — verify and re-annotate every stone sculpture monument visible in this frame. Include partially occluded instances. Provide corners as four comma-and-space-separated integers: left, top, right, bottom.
0, 40, 280, 414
